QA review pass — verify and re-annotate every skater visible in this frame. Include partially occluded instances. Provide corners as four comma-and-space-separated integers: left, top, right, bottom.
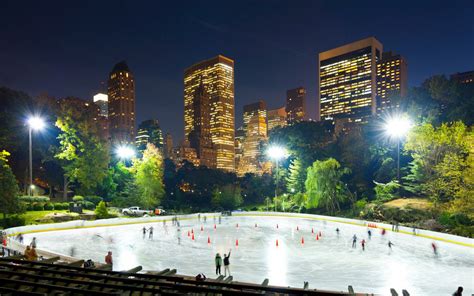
30, 237, 37, 248
381, 229, 386, 236
453, 286, 463, 296
336, 228, 340, 235
142, 227, 147, 239
361, 239, 366, 251
412, 227, 417, 235
149, 226, 154, 239
395, 222, 400, 232
204, 216, 207, 223
388, 241, 394, 250
352, 235, 357, 248
163, 219, 166, 226
105, 251, 113, 266
218, 215, 222, 224
198, 213, 201, 221
431, 242, 438, 255
223, 250, 231, 276
367, 229, 372, 240
215, 253, 222, 275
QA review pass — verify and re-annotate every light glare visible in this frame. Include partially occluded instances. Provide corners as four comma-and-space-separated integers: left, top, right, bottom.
267, 146, 287, 160
116, 146, 135, 159
384, 116, 412, 139
27, 116, 46, 130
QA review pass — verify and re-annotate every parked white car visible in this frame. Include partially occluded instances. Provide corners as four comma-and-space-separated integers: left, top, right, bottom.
121, 207, 153, 216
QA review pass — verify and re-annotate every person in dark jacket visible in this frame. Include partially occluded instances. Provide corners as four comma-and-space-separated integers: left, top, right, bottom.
453, 286, 463, 296
223, 250, 231, 276
215, 253, 222, 275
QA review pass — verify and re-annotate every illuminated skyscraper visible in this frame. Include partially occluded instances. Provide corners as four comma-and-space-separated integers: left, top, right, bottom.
108, 61, 135, 144
135, 119, 164, 153
184, 55, 235, 171
376, 52, 408, 112
319, 37, 383, 123
238, 101, 267, 175
164, 133, 174, 159
267, 106, 287, 131
286, 87, 306, 124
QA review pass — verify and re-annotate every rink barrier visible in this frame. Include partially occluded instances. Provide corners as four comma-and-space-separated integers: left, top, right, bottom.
4, 211, 473, 249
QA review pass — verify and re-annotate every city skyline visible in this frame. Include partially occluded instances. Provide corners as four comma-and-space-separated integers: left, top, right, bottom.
1, 1, 473, 142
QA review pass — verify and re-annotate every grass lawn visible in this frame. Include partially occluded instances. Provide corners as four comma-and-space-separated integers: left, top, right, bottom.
18, 210, 95, 225
384, 198, 432, 210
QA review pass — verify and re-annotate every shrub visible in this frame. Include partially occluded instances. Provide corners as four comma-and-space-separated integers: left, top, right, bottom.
44, 203, 54, 210
53, 203, 64, 210
85, 195, 103, 205
26, 203, 34, 211
72, 196, 84, 203
18, 195, 50, 203
1, 215, 26, 228
95, 201, 109, 219
438, 212, 457, 228
32, 203, 44, 211
83, 201, 95, 210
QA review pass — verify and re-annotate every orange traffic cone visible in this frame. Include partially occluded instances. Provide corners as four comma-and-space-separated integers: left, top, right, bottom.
192, 233, 195, 240
214, 224, 216, 229
276, 239, 279, 247
187, 231, 190, 237
208, 236, 211, 244
316, 235, 319, 240
236, 239, 239, 247
301, 237, 304, 244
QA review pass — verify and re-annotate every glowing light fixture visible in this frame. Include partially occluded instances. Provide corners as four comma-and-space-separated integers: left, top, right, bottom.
116, 146, 135, 159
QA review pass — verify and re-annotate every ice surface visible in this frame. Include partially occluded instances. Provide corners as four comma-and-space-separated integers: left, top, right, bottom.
23, 215, 473, 295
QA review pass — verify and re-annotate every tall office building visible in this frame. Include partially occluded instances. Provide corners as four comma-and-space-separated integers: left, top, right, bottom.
376, 52, 408, 112
267, 107, 287, 131
319, 37, 383, 123
286, 87, 306, 124
135, 119, 164, 153
93, 93, 108, 117
184, 55, 235, 171
238, 101, 267, 175
108, 61, 136, 144
164, 133, 174, 159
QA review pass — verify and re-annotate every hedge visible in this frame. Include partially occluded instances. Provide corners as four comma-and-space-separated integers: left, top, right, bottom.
31, 203, 45, 211
18, 196, 50, 203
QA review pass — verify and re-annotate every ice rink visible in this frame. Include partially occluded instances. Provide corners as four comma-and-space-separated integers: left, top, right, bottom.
22, 214, 473, 295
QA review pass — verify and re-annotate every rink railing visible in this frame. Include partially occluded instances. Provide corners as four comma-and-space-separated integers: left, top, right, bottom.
3, 211, 473, 249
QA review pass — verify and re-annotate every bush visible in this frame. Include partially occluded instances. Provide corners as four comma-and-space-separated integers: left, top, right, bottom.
72, 195, 84, 203
85, 195, 103, 205
32, 203, 44, 211
83, 201, 95, 210
53, 203, 64, 210
26, 203, 34, 211
44, 203, 54, 210
1, 215, 26, 228
18, 195, 50, 203
95, 201, 110, 219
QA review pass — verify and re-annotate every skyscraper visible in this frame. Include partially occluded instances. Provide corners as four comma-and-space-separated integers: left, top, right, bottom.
93, 93, 108, 117
108, 61, 136, 144
451, 70, 474, 85
238, 101, 267, 175
135, 119, 164, 153
376, 52, 408, 112
286, 87, 306, 124
164, 132, 174, 159
267, 107, 287, 131
319, 37, 383, 123
184, 55, 235, 171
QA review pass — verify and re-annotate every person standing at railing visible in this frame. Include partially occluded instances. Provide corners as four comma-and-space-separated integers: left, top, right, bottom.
223, 250, 231, 276
105, 251, 113, 266
215, 253, 222, 275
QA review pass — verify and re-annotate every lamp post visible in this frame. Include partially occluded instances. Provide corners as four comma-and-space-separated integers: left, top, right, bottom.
115, 145, 136, 164
384, 115, 412, 185
27, 116, 46, 196
267, 146, 287, 211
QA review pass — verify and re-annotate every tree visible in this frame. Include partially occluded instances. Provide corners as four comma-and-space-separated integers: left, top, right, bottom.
132, 143, 165, 208
0, 151, 21, 221
54, 102, 109, 197
95, 201, 109, 219
305, 158, 350, 214
404, 121, 471, 204
373, 181, 400, 202
286, 158, 305, 193
212, 184, 243, 210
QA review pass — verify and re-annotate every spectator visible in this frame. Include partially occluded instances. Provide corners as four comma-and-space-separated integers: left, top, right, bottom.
453, 286, 463, 296
105, 251, 113, 266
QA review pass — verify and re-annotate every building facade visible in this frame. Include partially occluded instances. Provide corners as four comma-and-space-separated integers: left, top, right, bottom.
267, 107, 287, 131
451, 70, 474, 85
93, 93, 108, 117
164, 133, 174, 159
376, 52, 408, 113
135, 119, 164, 154
319, 37, 383, 123
184, 55, 235, 171
108, 61, 136, 145
286, 87, 306, 124
238, 101, 267, 175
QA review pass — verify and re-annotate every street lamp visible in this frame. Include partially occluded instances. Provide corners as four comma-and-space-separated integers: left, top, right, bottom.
115, 145, 136, 161
267, 145, 287, 211
27, 116, 46, 196
383, 115, 412, 184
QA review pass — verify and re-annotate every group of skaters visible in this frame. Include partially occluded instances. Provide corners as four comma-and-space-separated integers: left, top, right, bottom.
214, 249, 231, 277
348, 225, 438, 255
142, 226, 154, 239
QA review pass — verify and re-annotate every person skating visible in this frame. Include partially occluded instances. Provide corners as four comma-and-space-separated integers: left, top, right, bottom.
388, 241, 394, 250
215, 253, 222, 275
453, 286, 463, 296
149, 226, 154, 239
431, 242, 438, 255
30, 237, 37, 248
336, 228, 340, 236
223, 250, 231, 276
367, 229, 372, 240
352, 235, 357, 248
361, 239, 366, 251
142, 227, 147, 239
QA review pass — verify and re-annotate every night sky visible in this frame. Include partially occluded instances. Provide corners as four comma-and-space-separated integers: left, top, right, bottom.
1, 0, 473, 141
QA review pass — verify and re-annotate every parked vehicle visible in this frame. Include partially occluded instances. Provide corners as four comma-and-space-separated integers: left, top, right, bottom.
121, 207, 153, 216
